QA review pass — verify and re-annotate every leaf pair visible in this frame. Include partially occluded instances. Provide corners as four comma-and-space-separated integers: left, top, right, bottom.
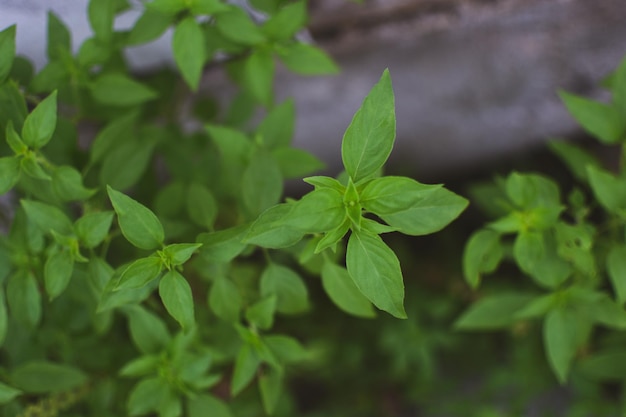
107, 187, 200, 330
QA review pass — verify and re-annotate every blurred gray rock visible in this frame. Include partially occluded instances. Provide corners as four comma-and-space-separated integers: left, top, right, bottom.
2, 0, 626, 178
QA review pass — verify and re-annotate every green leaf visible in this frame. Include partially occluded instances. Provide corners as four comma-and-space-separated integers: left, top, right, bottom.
578, 351, 626, 381
343, 178, 362, 229
88, 0, 116, 43
262, 1, 307, 40
47, 12, 72, 60
264, 335, 307, 364
273, 147, 325, 179
216, 8, 265, 45
190, 0, 228, 14
44, 249, 74, 300
341, 69, 395, 182
257, 99, 295, 149
21, 199, 73, 235
579, 292, 626, 329
6, 270, 41, 327
0, 381, 21, 404
116, 257, 163, 290
462, 229, 502, 289
378, 187, 468, 236
543, 307, 580, 384
315, 218, 350, 253
321, 261, 375, 318
231, 344, 261, 396
74, 211, 114, 249
0, 25, 16, 84
260, 264, 309, 314
259, 367, 283, 415
303, 175, 345, 192
607, 245, 626, 305
245, 295, 276, 330
555, 222, 596, 277
91, 73, 158, 106
159, 270, 195, 329
173, 17, 205, 91
11, 361, 87, 394
52, 166, 95, 201
127, 377, 168, 416
20, 154, 51, 181
245, 204, 305, 248
514, 230, 545, 276
559, 90, 624, 144
186, 183, 218, 229
0, 80, 28, 132
107, 186, 165, 250
125, 305, 171, 354
6, 121, 27, 154
346, 230, 406, 318
0, 156, 20, 194
361, 176, 441, 215
21, 91, 57, 149
278, 43, 339, 75
209, 277, 242, 322
162, 243, 202, 266
505, 172, 561, 209
188, 395, 233, 417
0, 288, 7, 347
242, 150, 283, 216
548, 140, 600, 183
119, 355, 160, 377
587, 165, 626, 214
284, 188, 345, 233
90, 111, 138, 164
243, 49, 274, 107
147, 0, 187, 14
454, 294, 535, 330
127, 9, 172, 45
100, 137, 156, 190
197, 224, 249, 263
515, 294, 557, 320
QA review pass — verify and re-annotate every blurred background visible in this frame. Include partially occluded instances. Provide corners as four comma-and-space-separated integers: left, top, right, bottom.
2, 0, 626, 179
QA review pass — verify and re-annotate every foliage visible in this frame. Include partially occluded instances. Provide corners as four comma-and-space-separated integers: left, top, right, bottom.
0, 1, 467, 416
458, 56, 626, 414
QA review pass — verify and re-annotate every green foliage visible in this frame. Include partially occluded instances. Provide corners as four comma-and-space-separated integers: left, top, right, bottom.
0, 3, 466, 416
458, 53, 626, 413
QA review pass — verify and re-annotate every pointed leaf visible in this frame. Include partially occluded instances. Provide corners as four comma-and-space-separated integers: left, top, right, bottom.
107, 186, 165, 250
74, 211, 114, 249
20, 199, 72, 235
173, 17, 205, 91
379, 187, 468, 236
11, 361, 87, 393
22, 91, 57, 149
559, 91, 624, 144
260, 264, 308, 315
44, 249, 74, 300
0, 25, 16, 84
0, 381, 21, 404
455, 294, 535, 330
91, 74, 158, 106
346, 230, 406, 318
341, 69, 395, 182
544, 307, 580, 384
321, 262, 375, 318
0, 156, 20, 194
6, 270, 41, 328
159, 270, 195, 329
117, 257, 163, 290
209, 277, 242, 322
